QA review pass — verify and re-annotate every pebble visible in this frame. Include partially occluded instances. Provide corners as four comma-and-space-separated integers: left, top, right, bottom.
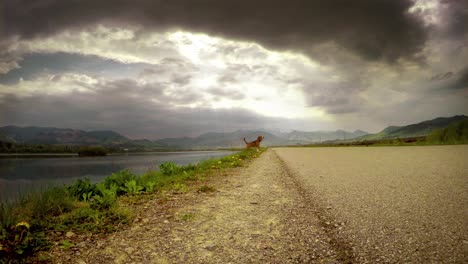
204, 243, 217, 251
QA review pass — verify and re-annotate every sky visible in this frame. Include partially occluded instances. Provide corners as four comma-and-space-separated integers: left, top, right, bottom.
0, 0, 467, 139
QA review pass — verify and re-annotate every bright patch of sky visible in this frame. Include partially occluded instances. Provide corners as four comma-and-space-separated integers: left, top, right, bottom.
3, 26, 327, 120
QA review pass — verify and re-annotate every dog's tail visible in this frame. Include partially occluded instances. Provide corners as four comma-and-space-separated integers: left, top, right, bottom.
243, 137, 248, 144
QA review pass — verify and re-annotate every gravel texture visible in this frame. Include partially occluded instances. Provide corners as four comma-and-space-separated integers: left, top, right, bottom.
275, 145, 468, 263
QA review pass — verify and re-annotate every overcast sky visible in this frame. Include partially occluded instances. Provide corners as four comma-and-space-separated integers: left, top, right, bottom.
0, 0, 467, 139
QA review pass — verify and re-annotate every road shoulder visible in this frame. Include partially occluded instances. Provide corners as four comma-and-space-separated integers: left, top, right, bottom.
50, 149, 343, 263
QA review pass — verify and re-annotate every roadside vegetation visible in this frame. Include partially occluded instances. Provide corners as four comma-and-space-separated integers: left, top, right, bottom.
296, 120, 468, 147
0, 148, 265, 263
426, 119, 468, 144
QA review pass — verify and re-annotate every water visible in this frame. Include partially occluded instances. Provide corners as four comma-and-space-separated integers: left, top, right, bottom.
0, 151, 234, 201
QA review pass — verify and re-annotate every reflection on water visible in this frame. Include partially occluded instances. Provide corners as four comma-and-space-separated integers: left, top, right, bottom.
0, 151, 234, 201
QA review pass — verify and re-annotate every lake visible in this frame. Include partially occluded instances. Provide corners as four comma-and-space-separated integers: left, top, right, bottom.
0, 151, 234, 201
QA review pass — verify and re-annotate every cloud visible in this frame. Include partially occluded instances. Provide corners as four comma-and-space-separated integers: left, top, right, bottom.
3, 0, 428, 62
0, 1, 467, 136
0, 74, 330, 138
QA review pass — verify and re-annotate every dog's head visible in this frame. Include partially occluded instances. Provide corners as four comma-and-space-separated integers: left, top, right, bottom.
257, 135, 264, 142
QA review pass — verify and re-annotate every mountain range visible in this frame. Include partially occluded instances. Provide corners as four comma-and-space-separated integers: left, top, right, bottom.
355, 115, 468, 141
1, 115, 466, 150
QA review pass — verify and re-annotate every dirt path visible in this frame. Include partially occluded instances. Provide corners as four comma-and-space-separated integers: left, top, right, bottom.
49, 149, 350, 263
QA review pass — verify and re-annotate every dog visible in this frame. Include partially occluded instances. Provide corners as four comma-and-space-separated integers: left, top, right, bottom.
243, 136, 264, 151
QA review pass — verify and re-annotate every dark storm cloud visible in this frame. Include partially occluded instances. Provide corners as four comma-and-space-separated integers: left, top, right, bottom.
440, 0, 468, 39
2, 0, 428, 62
445, 67, 468, 90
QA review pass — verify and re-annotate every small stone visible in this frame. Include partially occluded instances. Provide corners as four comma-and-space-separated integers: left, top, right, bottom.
77, 242, 86, 247
66, 231, 75, 238
164, 220, 169, 224
204, 243, 217, 251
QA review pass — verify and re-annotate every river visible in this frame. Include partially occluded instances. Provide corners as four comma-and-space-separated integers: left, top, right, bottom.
0, 151, 234, 201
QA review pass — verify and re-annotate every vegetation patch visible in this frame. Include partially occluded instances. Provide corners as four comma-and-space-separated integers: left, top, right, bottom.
181, 213, 195, 221
198, 185, 216, 193
77, 146, 108, 157
0, 147, 265, 262
426, 120, 468, 144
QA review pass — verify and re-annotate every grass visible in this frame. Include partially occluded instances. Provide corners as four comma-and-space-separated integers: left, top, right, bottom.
198, 185, 216, 193
0, 147, 265, 262
181, 213, 195, 221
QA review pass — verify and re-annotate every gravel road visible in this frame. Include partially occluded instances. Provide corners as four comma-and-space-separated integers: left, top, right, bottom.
275, 146, 468, 263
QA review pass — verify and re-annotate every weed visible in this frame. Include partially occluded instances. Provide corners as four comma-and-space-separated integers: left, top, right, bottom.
121, 180, 144, 195
143, 181, 157, 193
0, 148, 264, 262
82, 191, 93, 202
59, 240, 74, 250
159, 162, 180, 176
0, 202, 18, 233
198, 185, 216, 193
171, 183, 189, 194
0, 220, 47, 261
91, 183, 118, 210
104, 170, 137, 195
30, 187, 75, 220
68, 178, 96, 201
181, 213, 194, 221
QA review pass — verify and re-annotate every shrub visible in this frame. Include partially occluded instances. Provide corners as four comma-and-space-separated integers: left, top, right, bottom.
143, 181, 157, 193
120, 180, 144, 195
68, 178, 97, 201
159, 162, 179, 176
104, 170, 136, 195
91, 183, 118, 210
0, 218, 47, 261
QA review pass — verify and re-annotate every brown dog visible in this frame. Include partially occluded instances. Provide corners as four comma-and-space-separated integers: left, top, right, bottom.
243, 136, 264, 151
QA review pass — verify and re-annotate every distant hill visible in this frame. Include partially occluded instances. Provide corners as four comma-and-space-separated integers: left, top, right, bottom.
284, 130, 368, 142
153, 129, 369, 149
0, 126, 131, 145
358, 115, 468, 140
154, 130, 293, 149
1, 115, 465, 150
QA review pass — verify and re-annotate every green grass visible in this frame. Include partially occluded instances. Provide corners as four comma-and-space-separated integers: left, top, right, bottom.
198, 185, 216, 193
426, 120, 468, 144
0, 147, 265, 262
